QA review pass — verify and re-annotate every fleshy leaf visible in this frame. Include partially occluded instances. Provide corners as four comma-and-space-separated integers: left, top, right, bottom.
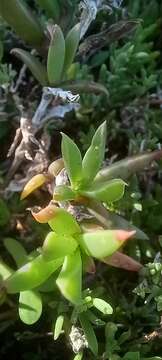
0, 260, 13, 281
11, 49, 48, 86
93, 298, 113, 315
48, 158, 64, 177
53, 314, 64, 340
19, 290, 42, 325
5, 255, 63, 293
56, 249, 82, 305
53, 185, 76, 202
88, 200, 149, 241
0, 0, 44, 46
47, 25, 65, 84
21, 174, 48, 200
79, 312, 98, 356
95, 150, 162, 183
102, 251, 142, 272
48, 207, 81, 235
61, 133, 83, 188
42, 231, 78, 261
31, 202, 58, 223
73, 353, 83, 360
82, 179, 126, 203
63, 23, 80, 73
4, 238, 28, 267
82, 121, 107, 184
32, 203, 81, 234
78, 230, 135, 259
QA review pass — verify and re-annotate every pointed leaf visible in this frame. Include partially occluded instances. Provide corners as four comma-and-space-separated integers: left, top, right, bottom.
19, 290, 42, 325
78, 230, 135, 259
102, 251, 142, 272
53, 314, 64, 340
11, 49, 48, 86
88, 200, 149, 241
31, 202, 58, 223
48, 158, 64, 177
21, 174, 48, 200
82, 179, 126, 203
73, 353, 83, 360
0, 260, 13, 281
95, 150, 162, 183
61, 133, 82, 188
43, 231, 78, 261
93, 298, 113, 315
47, 25, 65, 84
48, 207, 81, 235
0, 0, 44, 46
5, 255, 63, 293
32, 203, 81, 235
82, 121, 107, 184
3, 238, 28, 267
56, 249, 82, 304
53, 185, 76, 202
79, 312, 98, 356
63, 23, 80, 73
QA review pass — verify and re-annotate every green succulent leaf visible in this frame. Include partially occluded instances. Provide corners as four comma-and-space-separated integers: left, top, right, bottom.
42, 231, 78, 261
63, 23, 80, 74
82, 121, 107, 185
3, 238, 28, 268
81, 179, 126, 203
95, 150, 162, 183
47, 24, 65, 84
0, 0, 44, 46
56, 249, 82, 305
73, 353, 83, 360
0, 260, 13, 281
78, 230, 134, 259
53, 314, 64, 340
93, 298, 113, 315
36, 0, 60, 21
53, 185, 76, 202
48, 207, 81, 235
19, 290, 42, 325
11, 48, 48, 86
5, 255, 63, 293
88, 200, 149, 241
79, 312, 98, 356
61, 133, 83, 188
